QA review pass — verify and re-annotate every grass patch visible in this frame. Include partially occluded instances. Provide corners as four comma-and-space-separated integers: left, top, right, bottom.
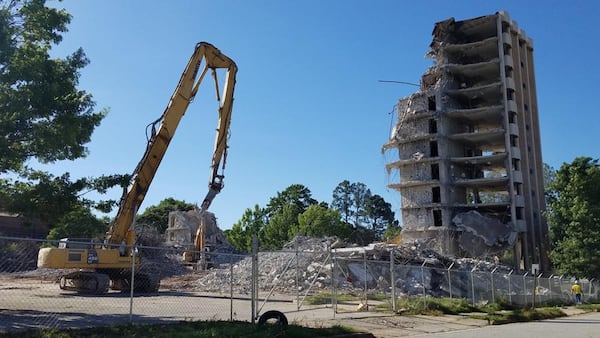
376, 297, 479, 316
367, 293, 389, 301
470, 307, 566, 325
377, 295, 600, 325
377, 296, 570, 325
305, 292, 356, 305
305, 292, 389, 305
575, 303, 600, 312
426, 297, 480, 314
4, 321, 355, 338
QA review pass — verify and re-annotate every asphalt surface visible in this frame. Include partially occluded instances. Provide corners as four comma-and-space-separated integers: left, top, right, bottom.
419, 310, 600, 338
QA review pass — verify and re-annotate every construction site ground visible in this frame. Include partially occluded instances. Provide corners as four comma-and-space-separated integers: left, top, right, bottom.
0, 274, 591, 337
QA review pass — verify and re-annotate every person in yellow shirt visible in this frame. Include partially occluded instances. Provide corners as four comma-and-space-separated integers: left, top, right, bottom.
571, 280, 582, 304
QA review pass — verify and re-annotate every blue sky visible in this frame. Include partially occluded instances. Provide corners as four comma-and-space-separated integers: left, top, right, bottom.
42, 0, 599, 230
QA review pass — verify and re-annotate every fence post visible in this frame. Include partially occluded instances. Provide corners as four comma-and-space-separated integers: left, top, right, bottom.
531, 270, 539, 309
251, 235, 258, 323
508, 269, 513, 305
536, 272, 543, 306
332, 253, 337, 317
548, 274, 553, 297
421, 261, 427, 308
491, 267, 497, 304
470, 266, 476, 306
129, 245, 137, 323
390, 250, 396, 312
296, 236, 300, 311
523, 272, 528, 306
447, 262, 454, 299
230, 253, 234, 321
363, 251, 368, 309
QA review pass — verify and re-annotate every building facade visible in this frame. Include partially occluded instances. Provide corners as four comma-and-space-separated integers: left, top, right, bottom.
383, 12, 548, 271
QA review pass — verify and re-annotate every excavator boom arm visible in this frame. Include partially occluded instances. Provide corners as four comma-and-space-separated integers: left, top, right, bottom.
106, 42, 237, 245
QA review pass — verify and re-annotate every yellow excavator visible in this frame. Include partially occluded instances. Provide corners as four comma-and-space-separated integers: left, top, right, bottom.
36, 42, 237, 294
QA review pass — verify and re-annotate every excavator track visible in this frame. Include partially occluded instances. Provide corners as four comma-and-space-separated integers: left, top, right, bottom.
59, 271, 110, 294
58, 270, 160, 294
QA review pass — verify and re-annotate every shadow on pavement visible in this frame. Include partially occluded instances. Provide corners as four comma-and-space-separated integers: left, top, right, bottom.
0, 308, 178, 335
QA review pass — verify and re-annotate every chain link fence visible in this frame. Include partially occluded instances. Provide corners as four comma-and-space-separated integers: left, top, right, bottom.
0, 235, 255, 333
329, 249, 599, 313
1, 235, 599, 334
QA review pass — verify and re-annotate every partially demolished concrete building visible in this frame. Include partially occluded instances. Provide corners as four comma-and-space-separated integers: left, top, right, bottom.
164, 210, 228, 251
383, 12, 549, 271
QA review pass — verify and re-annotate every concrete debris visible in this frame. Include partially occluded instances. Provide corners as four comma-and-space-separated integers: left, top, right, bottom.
190, 236, 335, 294
452, 211, 517, 256
356, 302, 369, 311
167, 235, 515, 298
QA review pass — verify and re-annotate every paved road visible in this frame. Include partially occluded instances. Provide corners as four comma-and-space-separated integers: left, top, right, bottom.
418, 311, 600, 338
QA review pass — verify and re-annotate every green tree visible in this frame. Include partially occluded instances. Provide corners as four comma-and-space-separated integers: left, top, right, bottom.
348, 226, 376, 246
383, 223, 402, 241
0, 0, 104, 173
543, 162, 557, 205
136, 198, 195, 233
263, 204, 298, 250
363, 194, 396, 240
332, 180, 384, 245
265, 184, 317, 217
260, 184, 318, 249
0, 0, 121, 235
225, 205, 266, 253
0, 168, 129, 225
0, 169, 83, 225
297, 204, 349, 238
331, 181, 372, 228
350, 182, 371, 227
47, 205, 106, 240
332, 180, 353, 223
543, 163, 556, 190
547, 157, 600, 279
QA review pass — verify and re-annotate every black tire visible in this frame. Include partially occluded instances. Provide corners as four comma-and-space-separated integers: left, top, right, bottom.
258, 310, 288, 326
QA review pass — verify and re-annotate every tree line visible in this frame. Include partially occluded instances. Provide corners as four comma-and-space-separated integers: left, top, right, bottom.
224, 182, 399, 252
545, 158, 600, 280
1, 1, 599, 279
130, 182, 400, 252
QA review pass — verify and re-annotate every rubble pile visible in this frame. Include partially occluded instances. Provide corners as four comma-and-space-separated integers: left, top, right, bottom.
180, 235, 515, 297
192, 236, 335, 294
140, 253, 189, 278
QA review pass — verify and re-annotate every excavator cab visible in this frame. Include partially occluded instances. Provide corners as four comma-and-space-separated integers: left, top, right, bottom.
57, 238, 103, 250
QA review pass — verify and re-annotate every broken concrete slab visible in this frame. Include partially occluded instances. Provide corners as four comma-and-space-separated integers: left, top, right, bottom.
453, 210, 516, 256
